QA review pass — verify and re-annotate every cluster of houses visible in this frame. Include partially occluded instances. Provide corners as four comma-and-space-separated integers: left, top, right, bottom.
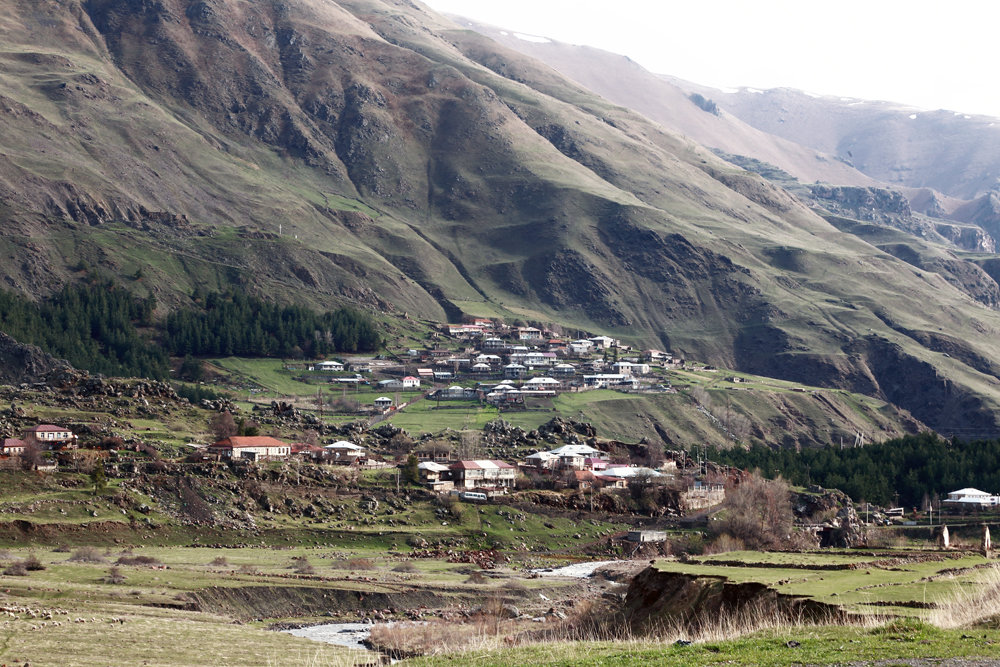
204, 436, 377, 465
1, 424, 78, 456
406, 326, 676, 409
286, 319, 679, 415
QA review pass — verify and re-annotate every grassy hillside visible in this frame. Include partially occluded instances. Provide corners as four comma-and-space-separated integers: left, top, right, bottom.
4, 0, 1000, 436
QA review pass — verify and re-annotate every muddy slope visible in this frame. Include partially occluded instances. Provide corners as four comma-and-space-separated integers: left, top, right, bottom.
192, 585, 446, 622
623, 566, 844, 634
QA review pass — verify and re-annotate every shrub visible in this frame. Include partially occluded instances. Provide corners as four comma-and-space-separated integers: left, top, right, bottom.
115, 555, 161, 566
102, 566, 127, 584
705, 533, 746, 555
237, 564, 259, 575
52, 544, 71, 553
23, 553, 45, 571
332, 557, 374, 571
3, 562, 29, 576
68, 547, 107, 563
465, 571, 487, 584
392, 562, 418, 573
209, 556, 229, 567
290, 557, 316, 575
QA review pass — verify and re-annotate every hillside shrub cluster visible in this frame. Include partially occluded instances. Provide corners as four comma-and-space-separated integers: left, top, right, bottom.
707, 432, 1000, 507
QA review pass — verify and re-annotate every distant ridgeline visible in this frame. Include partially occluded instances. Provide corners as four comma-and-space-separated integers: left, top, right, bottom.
707, 432, 1000, 508
0, 283, 381, 380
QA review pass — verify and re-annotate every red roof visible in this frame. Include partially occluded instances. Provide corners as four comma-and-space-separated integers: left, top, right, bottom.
213, 436, 288, 449
451, 461, 481, 470
2, 438, 25, 449
29, 424, 70, 433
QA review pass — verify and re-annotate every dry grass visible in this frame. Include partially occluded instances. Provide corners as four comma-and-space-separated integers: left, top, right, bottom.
331, 557, 375, 571
368, 619, 508, 657
928, 564, 1000, 628
68, 546, 107, 563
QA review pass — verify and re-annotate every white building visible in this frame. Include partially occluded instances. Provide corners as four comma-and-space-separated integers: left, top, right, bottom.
944, 488, 1000, 507
315, 360, 344, 372
325, 441, 366, 464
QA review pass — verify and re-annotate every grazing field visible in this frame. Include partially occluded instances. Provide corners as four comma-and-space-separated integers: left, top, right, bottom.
655, 549, 997, 616
4, 542, 1000, 666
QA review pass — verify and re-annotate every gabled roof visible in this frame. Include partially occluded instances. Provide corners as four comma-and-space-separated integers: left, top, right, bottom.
28, 424, 71, 433
214, 436, 288, 449
548, 444, 603, 457
949, 488, 991, 496
325, 441, 364, 451
2, 438, 25, 449
525, 377, 560, 384
418, 461, 450, 472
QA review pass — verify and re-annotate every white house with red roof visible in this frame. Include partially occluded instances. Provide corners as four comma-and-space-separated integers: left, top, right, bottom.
450, 460, 517, 490
23, 425, 77, 450
1, 438, 26, 457
208, 436, 290, 461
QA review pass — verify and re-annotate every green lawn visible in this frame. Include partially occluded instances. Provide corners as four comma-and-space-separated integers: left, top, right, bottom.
655, 550, 995, 616
404, 620, 1000, 666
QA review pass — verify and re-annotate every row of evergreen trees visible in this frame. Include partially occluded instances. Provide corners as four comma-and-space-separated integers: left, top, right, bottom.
163, 291, 380, 357
707, 432, 1000, 508
0, 281, 168, 379
0, 284, 381, 380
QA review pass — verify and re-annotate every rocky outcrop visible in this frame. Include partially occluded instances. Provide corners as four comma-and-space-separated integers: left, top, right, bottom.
810, 185, 912, 225
0, 333, 74, 385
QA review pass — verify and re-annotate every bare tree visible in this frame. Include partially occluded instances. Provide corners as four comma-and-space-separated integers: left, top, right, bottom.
19, 442, 42, 471
456, 431, 484, 460
689, 386, 711, 407
726, 413, 752, 441
210, 411, 237, 441
715, 472, 794, 549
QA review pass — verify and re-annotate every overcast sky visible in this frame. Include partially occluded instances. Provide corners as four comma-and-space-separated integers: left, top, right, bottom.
422, 0, 1000, 118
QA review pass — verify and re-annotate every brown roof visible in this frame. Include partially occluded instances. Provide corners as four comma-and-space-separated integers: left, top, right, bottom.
213, 436, 288, 449
28, 424, 70, 433
2, 438, 25, 449
451, 460, 481, 470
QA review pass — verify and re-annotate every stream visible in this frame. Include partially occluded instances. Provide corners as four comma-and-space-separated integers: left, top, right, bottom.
284, 621, 374, 651
285, 560, 626, 653
531, 559, 625, 578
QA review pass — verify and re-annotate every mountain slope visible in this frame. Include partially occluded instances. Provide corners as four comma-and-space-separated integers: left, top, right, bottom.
687, 85, 1000, 201
449, 19, 876, 191
2, 0, 1000, 436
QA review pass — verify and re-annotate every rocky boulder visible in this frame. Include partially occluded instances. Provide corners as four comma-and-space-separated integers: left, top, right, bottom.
0, 332, 74, 385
